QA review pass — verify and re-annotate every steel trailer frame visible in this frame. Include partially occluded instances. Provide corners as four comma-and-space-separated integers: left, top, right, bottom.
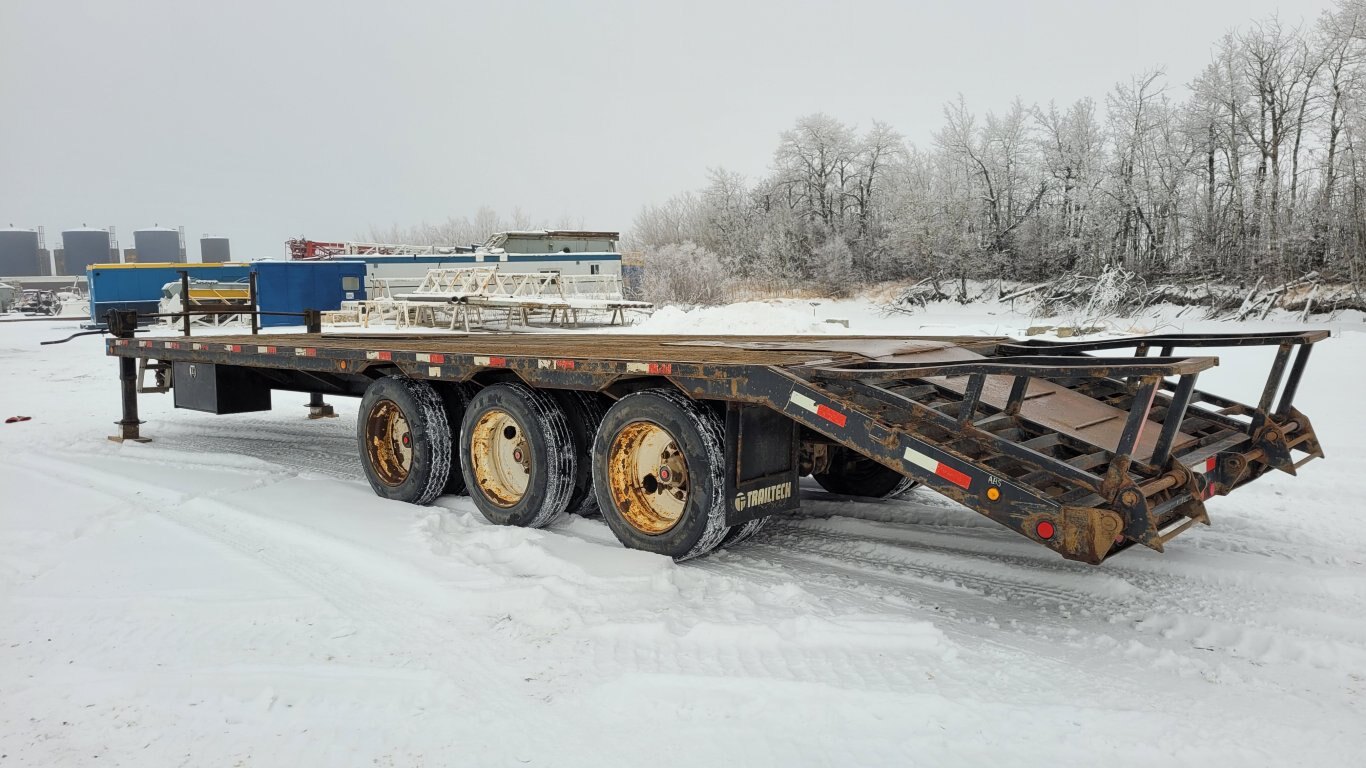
102, 309, 1327, 565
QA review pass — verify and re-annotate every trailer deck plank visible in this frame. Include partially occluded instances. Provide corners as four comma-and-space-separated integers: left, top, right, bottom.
135, 332, 1008, 367
866, 344, 1197, 462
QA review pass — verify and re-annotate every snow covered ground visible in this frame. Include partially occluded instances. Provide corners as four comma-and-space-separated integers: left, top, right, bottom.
2, 303, 1364, 767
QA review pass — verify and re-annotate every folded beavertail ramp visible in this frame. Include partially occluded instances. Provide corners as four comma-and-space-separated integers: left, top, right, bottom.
733, 331, 1326, 563
105, 314, 1326, 565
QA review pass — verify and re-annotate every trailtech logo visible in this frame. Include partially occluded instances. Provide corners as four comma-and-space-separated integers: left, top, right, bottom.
733, 482, 793, 512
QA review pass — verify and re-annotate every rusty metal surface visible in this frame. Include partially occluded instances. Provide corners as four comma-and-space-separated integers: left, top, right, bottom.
608, 420, 690, 534
469, 408, 531, 507
364, 399, 412, 486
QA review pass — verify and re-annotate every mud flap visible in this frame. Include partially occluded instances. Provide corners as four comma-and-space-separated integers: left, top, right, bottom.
724, 403, 800, 527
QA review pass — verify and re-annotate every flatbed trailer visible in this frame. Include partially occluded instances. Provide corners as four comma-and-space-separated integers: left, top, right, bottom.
103, 310, 1327, 565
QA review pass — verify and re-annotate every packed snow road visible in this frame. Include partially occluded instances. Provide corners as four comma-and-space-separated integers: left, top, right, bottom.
2, 306, 1364, 767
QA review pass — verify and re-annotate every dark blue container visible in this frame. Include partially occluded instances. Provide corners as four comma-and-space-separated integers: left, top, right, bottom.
87, 263, 252, 322
253, 260, 367, 327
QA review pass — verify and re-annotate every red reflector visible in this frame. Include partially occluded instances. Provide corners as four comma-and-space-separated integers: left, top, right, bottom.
815, 404, 847, 427
1205, 456, 1217, 473
935, 463, 972, 489
1036, 520, 1056, 539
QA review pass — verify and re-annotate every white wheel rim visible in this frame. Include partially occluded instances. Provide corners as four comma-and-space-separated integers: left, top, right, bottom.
608, 421, 689, 534
470, 409, 531, 507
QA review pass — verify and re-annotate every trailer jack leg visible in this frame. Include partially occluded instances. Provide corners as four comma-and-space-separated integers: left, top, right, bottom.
107, 309, 151, 443
307, 392, 336, 420
301, 309, 336, 419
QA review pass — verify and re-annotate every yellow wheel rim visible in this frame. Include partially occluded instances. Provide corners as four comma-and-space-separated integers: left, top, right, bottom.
470, 409, 531, 507
608, 421, 689, 534
365, 399, 413, 486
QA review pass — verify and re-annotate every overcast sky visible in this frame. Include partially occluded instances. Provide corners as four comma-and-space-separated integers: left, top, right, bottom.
0, 0, 1335, 261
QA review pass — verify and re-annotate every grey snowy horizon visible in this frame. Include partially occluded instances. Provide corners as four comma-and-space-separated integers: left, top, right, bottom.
0, 0, 1333, 260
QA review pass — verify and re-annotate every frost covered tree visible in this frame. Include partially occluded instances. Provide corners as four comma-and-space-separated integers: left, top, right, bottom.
627, 1, 1366, 293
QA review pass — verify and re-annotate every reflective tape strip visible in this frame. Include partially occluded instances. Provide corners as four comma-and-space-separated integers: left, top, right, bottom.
474, 355, 507, 366
295, 348, 316, 357
791, 391, 818, 413
257, 345, 276, 354
1191, 456, 1217, 474
366, 351, 392, 361
224, 344, 241, 352
428, 366, 441, 376
164, 342, 179, 349
415, 353, 444, 363
904, 446, 972, 489
626, 362, 672, 374
790, 391, 847, 427
556, 359, 575, 370
815, 404, 846, 427
138, 340, 151, 348
192, 343, 204, 350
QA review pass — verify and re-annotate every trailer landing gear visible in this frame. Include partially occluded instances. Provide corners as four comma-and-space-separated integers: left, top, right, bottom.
307, 392, 337, 419
108, 309, 151, 444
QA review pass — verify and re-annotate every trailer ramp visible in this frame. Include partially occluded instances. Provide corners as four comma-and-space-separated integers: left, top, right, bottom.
742, 332, 1325, 563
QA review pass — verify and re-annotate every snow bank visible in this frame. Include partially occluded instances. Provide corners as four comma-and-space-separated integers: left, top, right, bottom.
630, 301, 846, 335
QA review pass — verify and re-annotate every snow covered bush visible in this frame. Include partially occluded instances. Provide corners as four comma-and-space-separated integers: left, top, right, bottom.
641, 241, 730, 306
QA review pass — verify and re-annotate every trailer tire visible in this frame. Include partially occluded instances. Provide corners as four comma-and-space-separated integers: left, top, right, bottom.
813, 448, 918, 499
719, 515, 770, 549
357, 375, 453, 506
438, 383, 475, 495
551, 390, 608, 516
460, 383, 576, 529
593, 389, 730, 561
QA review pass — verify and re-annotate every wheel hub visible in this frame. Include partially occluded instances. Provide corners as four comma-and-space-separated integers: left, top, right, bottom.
608, 421, 690, 535
470, 409, 531, 507
365, 399, 413, 486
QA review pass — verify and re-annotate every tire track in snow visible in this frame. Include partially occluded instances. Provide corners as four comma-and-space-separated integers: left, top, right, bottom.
9, 451, 588, 737
747, 518, 1366, 676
